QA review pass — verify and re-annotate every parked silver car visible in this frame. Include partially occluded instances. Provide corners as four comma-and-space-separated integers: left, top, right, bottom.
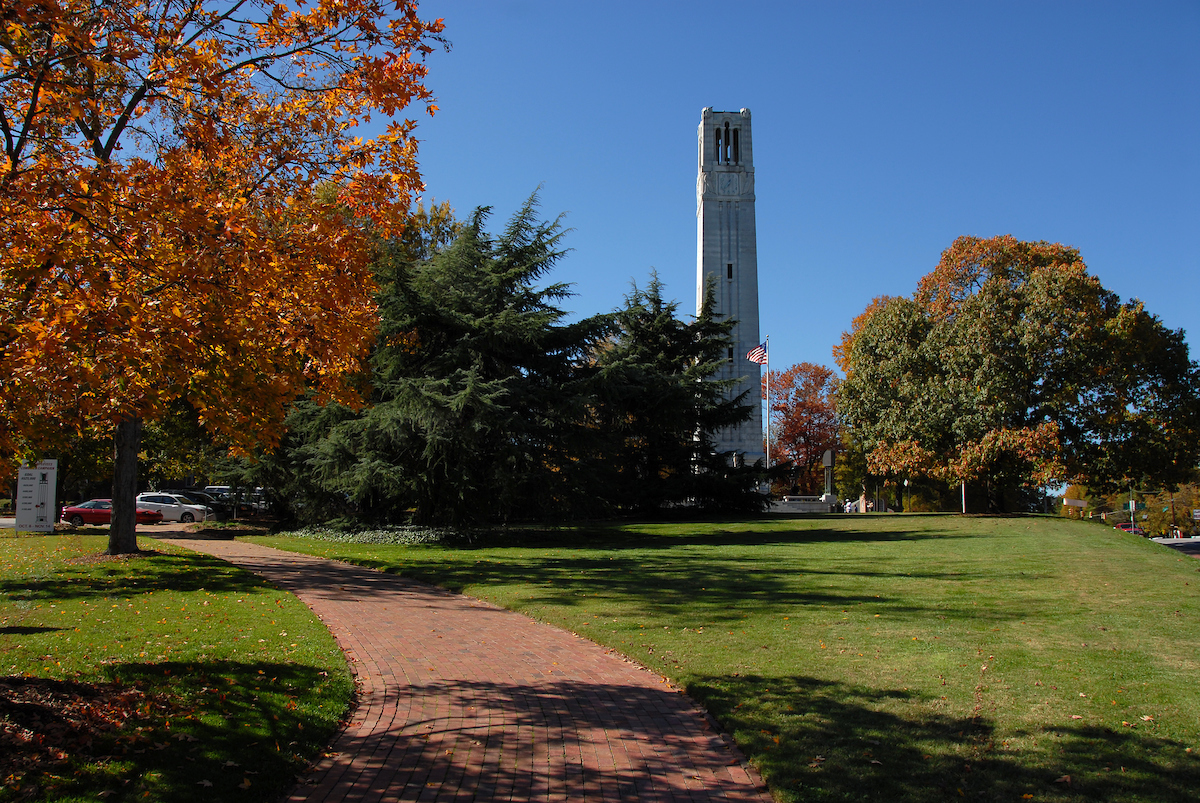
135, 492, 213, 523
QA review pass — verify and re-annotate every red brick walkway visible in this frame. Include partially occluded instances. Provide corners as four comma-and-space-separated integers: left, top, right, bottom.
161, 535, 772, 802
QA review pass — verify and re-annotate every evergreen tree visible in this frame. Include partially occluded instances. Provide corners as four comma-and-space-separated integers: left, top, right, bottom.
261, 205, 765, 526
279, 196, 611, 525
593, 274, 764, 514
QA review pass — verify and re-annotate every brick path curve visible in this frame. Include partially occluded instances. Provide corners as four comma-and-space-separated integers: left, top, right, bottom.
161, 535, 772, 802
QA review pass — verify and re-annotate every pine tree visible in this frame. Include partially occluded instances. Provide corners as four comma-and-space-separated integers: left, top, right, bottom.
593, 274, 763, 513
285, 196, 611, 525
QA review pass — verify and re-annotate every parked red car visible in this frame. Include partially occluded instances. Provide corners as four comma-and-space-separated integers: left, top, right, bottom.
60, 499, 164, 526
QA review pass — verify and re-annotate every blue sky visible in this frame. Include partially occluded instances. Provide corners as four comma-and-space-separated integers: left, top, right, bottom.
407, 1, 1199, 373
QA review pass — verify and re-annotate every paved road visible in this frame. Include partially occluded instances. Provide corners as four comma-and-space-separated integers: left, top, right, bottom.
1153, 536, 1200, 559
157, 534, 771, 803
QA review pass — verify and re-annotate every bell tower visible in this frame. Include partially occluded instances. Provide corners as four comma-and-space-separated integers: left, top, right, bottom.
697, 107, 763, 466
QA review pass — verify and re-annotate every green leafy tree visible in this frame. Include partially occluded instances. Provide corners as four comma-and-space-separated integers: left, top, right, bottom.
837, 236, 1200, 511
137, 402, 237, 491
1145, 479, 1199, 536
45, 431, 112, 504
832, 429, 869, 505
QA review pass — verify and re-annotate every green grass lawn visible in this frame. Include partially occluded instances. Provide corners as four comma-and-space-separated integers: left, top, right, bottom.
0, 532, 353, 803
247, 514, 1200, 803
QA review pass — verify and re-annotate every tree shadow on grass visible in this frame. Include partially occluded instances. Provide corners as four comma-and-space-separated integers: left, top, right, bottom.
317, 549, 1049, 628
0, 550, 278, 603
0, 625, 63, 635
461, 521, 976, 551
688, 673, 1200, 803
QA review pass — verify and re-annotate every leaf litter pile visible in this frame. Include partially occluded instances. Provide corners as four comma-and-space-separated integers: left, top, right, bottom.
1, 674, 182, 796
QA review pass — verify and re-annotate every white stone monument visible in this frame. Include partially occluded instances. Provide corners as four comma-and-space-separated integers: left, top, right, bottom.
696, 107, 764, 465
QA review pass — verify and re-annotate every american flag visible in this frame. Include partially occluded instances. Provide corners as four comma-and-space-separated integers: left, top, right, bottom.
746, 342, 768, 365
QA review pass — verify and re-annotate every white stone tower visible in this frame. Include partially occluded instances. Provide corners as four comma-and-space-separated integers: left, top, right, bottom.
696, 107, 764, 466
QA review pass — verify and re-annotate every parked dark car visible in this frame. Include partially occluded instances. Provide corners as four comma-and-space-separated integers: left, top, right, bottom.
61, 499, 164, 526
200, 486, 267, 517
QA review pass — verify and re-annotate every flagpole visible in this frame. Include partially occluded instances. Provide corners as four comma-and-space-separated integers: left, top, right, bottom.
765, 335, 770, 474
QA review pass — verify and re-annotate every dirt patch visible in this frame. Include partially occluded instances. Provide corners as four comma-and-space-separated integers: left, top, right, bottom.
65, 549, 164, 566
151, 523, 271, 541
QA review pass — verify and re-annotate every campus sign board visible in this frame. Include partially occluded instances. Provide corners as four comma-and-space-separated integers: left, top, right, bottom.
15, 459, 57, 533
1062, 498, 1086, 508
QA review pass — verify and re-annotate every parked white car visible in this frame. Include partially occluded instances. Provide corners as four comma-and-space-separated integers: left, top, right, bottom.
135, 492, 213, 523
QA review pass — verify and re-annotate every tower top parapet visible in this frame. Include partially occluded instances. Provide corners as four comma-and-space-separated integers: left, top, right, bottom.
698, 108, 753, 170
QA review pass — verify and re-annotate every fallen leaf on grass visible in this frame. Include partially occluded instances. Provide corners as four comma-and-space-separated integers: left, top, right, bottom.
1070, 715, 1083, 719
1141, 715, 1154, 721
239, 778, 252, 789
196, 780, 213, 787
1055, 775, 1071, 785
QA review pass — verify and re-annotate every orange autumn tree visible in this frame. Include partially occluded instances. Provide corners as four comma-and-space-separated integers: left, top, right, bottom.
762, 362, 839, 495
0, 0, 444, 552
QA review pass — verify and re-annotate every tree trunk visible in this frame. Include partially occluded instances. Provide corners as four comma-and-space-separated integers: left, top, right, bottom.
108, 417, 143, 555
